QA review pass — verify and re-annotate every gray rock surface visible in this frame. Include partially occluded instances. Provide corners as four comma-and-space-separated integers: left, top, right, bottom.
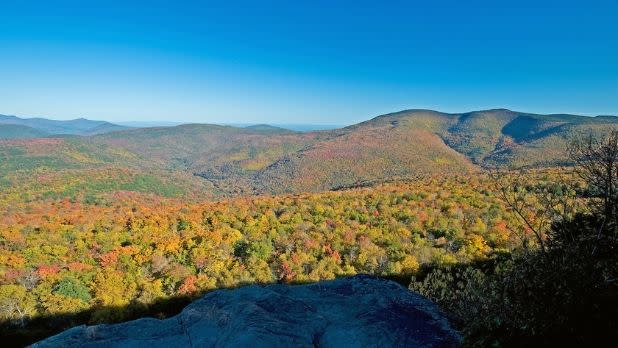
32, 275, 460, 347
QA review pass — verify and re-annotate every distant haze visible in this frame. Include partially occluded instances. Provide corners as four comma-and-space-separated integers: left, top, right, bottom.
115, 121, 343, 131
81, 121, 344, 132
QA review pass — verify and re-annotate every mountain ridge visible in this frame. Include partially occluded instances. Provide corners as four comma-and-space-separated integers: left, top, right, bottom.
0, 114, 129, 136
355, 108, 618, 166
1, 108, 617, 202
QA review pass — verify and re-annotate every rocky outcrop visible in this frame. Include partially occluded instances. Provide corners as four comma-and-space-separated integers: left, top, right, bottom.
33, 275, 460, 347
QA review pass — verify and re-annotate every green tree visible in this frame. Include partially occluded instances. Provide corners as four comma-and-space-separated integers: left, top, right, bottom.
53, 277, 92, 303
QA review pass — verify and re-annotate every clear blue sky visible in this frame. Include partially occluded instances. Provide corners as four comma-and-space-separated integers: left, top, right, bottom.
1, 0, 617, 124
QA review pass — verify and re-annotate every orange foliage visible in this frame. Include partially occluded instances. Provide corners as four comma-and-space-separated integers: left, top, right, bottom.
37, 265, 61, 278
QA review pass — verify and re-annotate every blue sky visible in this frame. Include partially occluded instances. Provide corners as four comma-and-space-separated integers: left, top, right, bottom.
0, 0, 617, 125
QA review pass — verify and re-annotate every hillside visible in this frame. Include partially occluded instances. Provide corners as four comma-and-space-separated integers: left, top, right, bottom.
357, 109, 618, 166
256, 121, 473, 193
0, 109, 616, 204
0, 115, 128, 136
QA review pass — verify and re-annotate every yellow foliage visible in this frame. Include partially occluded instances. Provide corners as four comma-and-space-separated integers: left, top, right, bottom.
93, 270, 138, 307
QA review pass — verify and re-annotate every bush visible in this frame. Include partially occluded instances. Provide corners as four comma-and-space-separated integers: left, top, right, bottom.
53, 277, 91, 303
411, 214, 618, 347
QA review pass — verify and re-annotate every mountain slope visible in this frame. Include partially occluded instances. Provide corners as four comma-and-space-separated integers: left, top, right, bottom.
93, 120, 475, 194
1, 109, 617, 203
356, 108, 618, 167
256, 120, 473, 193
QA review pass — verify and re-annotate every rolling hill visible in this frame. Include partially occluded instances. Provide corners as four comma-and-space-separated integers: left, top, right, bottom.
0, 124, 49, 139
0, 114, 128, 136
1, 108, 616, 204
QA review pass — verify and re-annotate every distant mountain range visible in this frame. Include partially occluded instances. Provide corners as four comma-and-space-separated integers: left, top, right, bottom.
0, 109, 617, 201
0, 115, 342, 139
117, 121, 343, 132
230, 123, 343, 132
0, 114, 128, 137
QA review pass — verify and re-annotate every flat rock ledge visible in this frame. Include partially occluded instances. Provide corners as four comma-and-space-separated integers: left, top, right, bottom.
32, 275, 461, 347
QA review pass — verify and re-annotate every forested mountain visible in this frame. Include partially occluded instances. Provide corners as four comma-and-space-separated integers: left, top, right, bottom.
0, 115, 128, 136
0, 109, 616, 204
354, 109, 618, 166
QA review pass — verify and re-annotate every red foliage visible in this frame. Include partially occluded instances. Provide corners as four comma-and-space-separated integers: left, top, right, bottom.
279, 262, 296, 283
331, 250, 342, 263
178, 275, 198, 295
67, 262, 93, 272
304, 238, 319, 250
99, 251, 119, 267
37, 264, 61, 278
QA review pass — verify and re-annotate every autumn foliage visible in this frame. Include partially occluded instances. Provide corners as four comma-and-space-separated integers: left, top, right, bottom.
0, 174, 528, 329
